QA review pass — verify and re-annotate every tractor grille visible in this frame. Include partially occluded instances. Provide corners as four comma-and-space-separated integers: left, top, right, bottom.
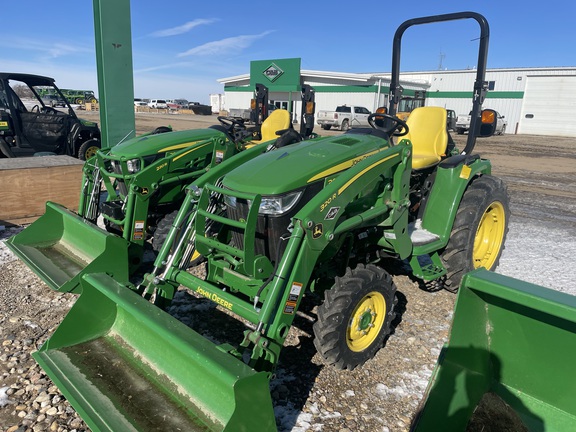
227, 202, 292, 263
225, 182, 323, 264
109, 160, 128, 196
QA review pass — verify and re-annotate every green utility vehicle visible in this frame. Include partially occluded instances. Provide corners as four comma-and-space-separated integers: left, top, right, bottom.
10, 12, 517, 432
7, 85, 315, 293
37, 87, 98, 105
0, 73, 101, 159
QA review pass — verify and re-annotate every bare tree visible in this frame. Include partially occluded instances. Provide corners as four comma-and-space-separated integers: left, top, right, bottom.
12, 84, 34, 99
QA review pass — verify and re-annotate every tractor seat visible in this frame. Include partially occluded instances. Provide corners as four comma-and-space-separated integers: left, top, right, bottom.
402, 107, 448, 170
247, 109, 292, 147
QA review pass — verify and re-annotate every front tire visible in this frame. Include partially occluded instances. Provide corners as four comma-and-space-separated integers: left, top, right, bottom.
313, 264, 397, 370
77, 139, 101, 161
441, 175, 509, 291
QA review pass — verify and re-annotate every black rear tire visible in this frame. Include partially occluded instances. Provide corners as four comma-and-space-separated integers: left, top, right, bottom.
340, 119, 349, 131
321, 124, 332, 130
152, 126, 172, 134
313, 264, 397, 370
440, 175, 509, 292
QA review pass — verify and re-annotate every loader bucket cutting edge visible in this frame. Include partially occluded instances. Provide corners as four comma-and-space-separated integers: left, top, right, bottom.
6, 201, 131, 293
33, 272, 276, 432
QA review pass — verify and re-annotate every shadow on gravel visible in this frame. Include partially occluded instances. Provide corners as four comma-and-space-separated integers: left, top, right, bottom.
272, 295, 323, 430
391, 290, 407, 333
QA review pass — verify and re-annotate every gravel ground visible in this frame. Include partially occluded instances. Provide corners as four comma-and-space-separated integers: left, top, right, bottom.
0, 229, 454, 432
1, 120, 574, 431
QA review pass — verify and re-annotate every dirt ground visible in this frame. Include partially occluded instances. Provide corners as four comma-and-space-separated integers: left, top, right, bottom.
1, 111, 575, 431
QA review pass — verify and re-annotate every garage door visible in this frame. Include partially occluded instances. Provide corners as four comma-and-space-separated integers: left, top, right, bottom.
517, 75, 576, 137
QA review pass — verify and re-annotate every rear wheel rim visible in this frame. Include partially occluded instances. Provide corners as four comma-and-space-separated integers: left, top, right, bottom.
473, 201, 506, 269
84, 145, 99, 159
347, 292, 386, 352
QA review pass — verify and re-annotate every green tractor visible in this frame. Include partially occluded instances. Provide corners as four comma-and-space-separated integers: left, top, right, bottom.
16, 12, 514, 431
6, 85, 315, 294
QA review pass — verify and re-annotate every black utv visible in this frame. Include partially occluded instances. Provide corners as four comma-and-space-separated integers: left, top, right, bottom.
0, 73, 101, 160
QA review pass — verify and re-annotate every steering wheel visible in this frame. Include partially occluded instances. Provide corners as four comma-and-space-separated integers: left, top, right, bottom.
31, 105, 40, 113
368, 113, 409, 137
216, 116, 250, 142
43, 106, 59, 114
217, 116, 245, 131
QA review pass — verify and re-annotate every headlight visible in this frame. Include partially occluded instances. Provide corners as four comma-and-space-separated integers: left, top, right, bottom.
258, 191, 302, 215
126, 158, 141, 174
224, 190, 302, 215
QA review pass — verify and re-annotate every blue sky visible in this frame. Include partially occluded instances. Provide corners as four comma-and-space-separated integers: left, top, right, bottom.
1, 1, 575, 104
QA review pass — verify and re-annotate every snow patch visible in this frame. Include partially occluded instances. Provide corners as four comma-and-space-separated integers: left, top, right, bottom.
0, 386, 13, 407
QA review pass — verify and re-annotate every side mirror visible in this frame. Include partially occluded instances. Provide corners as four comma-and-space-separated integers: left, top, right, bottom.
374, 106, 387, 128
478, 109, 497, 137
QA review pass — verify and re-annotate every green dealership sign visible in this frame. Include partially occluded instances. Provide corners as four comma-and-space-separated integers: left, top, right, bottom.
250, 58, 301, 91
262, 63, 284, 82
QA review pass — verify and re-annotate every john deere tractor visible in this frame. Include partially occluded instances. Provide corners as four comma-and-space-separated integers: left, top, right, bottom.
8, 12, 511, 432
7, 84, 316, 293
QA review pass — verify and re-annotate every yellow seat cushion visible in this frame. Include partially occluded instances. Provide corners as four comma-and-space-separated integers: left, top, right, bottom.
402, 107, 448, 170
246, 109, 292, 148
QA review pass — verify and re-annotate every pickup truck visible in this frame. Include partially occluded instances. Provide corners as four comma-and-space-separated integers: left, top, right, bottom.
228, 104, 277, 122
455, 111, 472, 134
316, 105, 371, 131
456, 110, 507, 135
228, 108, 252, 121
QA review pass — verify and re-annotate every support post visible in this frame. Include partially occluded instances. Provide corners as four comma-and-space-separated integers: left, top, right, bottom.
92, 0, 136, 147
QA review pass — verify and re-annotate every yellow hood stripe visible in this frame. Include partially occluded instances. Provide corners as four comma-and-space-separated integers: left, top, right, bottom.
172, 142, 213, 162
159, 140, 207, 153
307, 149, 385, 183
338, 154, 399, 195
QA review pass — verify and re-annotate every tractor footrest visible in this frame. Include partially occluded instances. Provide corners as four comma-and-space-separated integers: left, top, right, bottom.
410, 253, 447, 281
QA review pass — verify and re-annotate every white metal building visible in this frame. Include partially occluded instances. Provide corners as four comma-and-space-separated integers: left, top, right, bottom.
219, 64, 576, 136
400, 67, 576, 136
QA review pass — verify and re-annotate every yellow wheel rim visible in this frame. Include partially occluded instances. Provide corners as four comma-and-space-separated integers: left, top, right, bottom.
347, 291, 386, 352
84, 145, 99, 160
473, 201, 506, 269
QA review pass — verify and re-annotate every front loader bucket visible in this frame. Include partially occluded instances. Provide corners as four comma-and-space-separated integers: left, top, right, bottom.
6, 201, 131, 293
33, 272, 276, 432
412, 269, 576, 431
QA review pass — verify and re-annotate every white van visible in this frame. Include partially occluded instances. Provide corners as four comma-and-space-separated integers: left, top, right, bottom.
148, 99, 168, 109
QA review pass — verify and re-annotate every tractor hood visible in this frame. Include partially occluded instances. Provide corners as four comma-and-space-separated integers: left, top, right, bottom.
108, 128, 227, 159
222, 132, 391, 195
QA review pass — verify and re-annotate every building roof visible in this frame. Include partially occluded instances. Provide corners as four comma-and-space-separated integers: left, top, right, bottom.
219, 66, 576, 86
